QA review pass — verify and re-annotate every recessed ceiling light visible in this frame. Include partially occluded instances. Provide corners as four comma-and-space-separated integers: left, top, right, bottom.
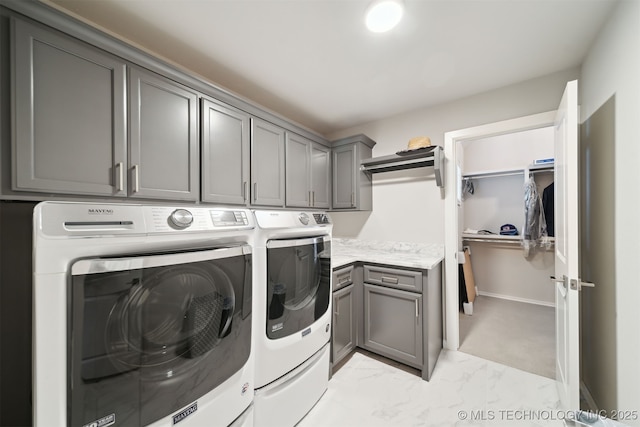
365, 0, 404, 33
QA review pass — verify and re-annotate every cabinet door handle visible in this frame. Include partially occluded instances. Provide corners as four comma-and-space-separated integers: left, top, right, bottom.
381, 276, 399, 284
335, 302, 339, 316
415, 299, 419, 318
338, 276, 351, 285
312, 191, 315, 207
243, 181, 247, 202
253, 183, 257, 201
309, 190, 312, 207
351, 192, 355, 207
132, 164, 140, 193
115, 162, 124, 192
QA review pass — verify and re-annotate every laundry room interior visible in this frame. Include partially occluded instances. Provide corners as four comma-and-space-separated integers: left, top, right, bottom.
0, 0, 638, 426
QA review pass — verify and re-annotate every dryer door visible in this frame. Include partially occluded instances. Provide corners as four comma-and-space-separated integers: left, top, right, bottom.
265, 236, 331, 339
68, 246, 252, 427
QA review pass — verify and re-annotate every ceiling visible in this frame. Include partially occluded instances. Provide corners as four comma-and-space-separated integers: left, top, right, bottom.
46, 0, 617, 137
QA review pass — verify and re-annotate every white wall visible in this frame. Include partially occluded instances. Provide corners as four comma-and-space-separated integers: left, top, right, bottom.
329, 67, 579, 243
580, 0, 640, 422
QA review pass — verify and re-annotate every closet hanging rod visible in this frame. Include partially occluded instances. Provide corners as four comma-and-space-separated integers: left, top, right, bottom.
527, 168, 554, 175
463, 170, 523, 180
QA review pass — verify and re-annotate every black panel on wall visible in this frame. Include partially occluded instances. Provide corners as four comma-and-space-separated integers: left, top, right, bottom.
0, 201, 37, 427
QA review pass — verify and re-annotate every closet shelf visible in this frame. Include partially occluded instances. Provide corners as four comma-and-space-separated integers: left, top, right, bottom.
462, 233, 555, 248
462, 233, 522, 244
360, 145, 444, 187
463, 164, 554, 180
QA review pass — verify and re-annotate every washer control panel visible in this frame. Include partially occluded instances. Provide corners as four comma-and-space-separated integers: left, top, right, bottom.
147, 206, 253, 232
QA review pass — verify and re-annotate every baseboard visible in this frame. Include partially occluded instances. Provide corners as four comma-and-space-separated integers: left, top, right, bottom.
476, 290, 556, 308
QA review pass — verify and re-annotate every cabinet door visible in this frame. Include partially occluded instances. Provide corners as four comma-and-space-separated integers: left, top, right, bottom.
285, 133, 311, 207
12, 18, 127, 196
129, 67, 199, 201
363, 283, 423, 369
332, 144, 356, 209
251, 118, 285, 206
332, 284, 356, 365
201, 99, 250, 205
310, 143, 331, 209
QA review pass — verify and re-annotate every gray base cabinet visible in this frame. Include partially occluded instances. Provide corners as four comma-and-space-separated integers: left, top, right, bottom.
363, 283, 423, 369
331, 265, 356, 368
332, 284, 356, 365
331, 262, 442, 381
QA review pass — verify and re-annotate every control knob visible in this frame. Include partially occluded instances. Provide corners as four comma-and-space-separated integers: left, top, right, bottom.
169, 209, 194, 229
298, 213, 309, 225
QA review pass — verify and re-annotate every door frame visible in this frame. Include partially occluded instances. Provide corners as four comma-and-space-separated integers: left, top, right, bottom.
442, 110, 557, 350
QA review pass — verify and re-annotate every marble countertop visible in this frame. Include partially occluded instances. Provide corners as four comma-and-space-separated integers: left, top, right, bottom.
332, 238, 444, 270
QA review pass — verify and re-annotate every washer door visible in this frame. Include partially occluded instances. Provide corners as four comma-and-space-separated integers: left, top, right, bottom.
266, 236, 331, 339
69, 246, 252, 427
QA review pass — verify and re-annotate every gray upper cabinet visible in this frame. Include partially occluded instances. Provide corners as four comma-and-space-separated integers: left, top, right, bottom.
251, 118, 285, 207
129, 67, 199, 201
285, 133, 310, 207
285, 133, 330, 209
12, 17, 127, 196
201, 99, 250, 205
331, 135, 375, 210
310, 143, 331, 209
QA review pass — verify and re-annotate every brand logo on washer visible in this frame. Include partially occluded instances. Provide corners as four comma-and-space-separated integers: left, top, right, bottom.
88, 208, 114, 215
172, 402, 197, 425
82, 413, 115, 427
241, 382, 250, 396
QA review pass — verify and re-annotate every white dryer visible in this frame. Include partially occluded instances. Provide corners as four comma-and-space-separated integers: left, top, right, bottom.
252, 211, 332, 427
32, 202, 256, 427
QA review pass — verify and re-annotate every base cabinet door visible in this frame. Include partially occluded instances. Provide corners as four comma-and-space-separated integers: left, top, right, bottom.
332, 284, 356, 365
363, 283, 423, 369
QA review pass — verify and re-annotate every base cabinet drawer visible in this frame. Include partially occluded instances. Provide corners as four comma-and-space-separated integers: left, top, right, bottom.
363, 265, 422, 292
332, 265, 354, 291
362, 283, 423, 369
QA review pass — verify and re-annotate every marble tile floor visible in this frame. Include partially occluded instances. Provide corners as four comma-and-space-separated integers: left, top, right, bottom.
299, 350, 564, 427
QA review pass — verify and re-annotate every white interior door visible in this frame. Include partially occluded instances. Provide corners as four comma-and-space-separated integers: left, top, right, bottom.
553, 79, 580, 410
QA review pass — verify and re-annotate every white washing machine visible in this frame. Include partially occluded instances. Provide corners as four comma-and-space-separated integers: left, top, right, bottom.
251, 211, 332, 427
32, 202, 256, 427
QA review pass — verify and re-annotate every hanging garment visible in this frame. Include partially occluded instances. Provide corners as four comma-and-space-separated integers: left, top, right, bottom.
542, 182, 554, 237
523, 176, 548, 256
